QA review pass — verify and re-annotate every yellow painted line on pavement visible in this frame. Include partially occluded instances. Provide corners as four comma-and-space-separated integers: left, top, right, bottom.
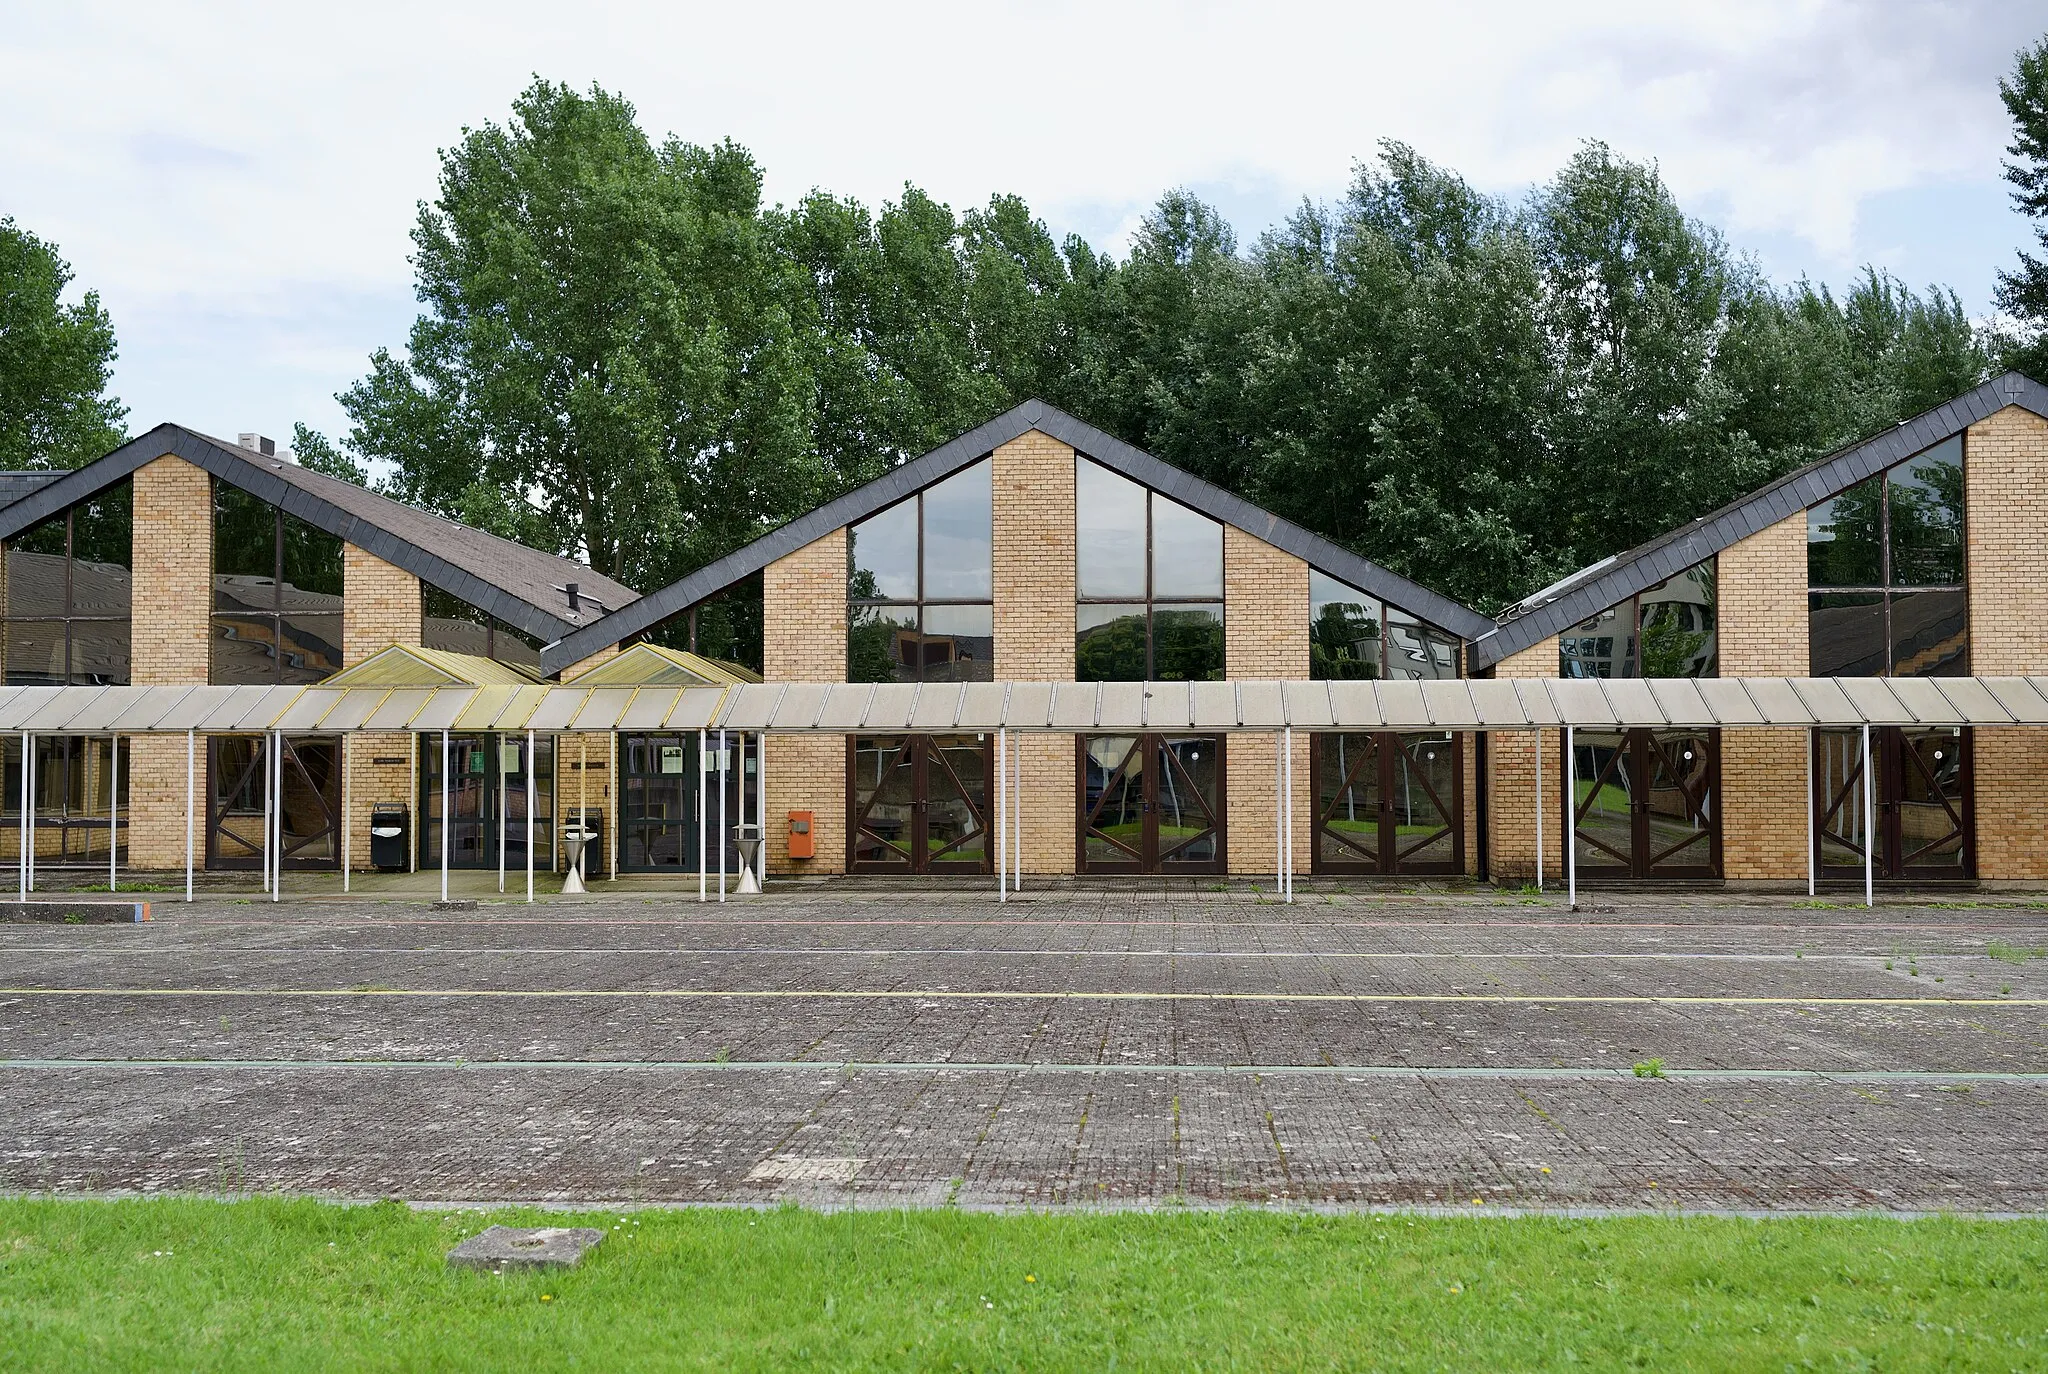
1, 987, 2044, 1007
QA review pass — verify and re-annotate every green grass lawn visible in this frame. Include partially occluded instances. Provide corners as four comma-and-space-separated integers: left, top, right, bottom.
3, 1200, 2045, 1371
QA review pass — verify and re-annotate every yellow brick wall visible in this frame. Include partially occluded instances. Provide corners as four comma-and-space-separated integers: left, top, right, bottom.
1716, 513, 1810, 880
1966, 405, 2048, 878
763, 528, 848, 874
125, 456, 213, 866
993, 433, 1080, 874
1485, 637, 1563, 883
343, 546, 421, 666
1224, 525, 1309, 878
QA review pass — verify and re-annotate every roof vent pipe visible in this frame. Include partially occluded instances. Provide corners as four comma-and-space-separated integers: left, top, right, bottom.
566, 582, 581, 615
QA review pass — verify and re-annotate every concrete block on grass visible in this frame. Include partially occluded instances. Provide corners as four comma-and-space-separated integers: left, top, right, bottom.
446, 1225, 604, 1271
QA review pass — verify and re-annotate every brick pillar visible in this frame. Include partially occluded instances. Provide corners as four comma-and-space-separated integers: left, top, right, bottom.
126, 456, 214, 868
763, 529, 848, 875
1486, 638, 1562, 883
992, 432, 1078, 874
1223, 525, 1309, 878
1717, 513, 1811, 881
1967, 405, 2048, 879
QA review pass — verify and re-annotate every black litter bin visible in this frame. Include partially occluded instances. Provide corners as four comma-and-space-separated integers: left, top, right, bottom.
369, 805, 409, 872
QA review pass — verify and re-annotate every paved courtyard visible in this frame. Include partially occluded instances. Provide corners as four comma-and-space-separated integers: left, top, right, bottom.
3, 886, 2047, 1212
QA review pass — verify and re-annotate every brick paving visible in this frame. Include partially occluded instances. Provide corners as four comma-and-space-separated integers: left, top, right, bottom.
2, 889, 2046, 1212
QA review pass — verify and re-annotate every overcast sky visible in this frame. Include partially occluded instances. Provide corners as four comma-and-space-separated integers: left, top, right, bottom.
2, 1, 2041, 451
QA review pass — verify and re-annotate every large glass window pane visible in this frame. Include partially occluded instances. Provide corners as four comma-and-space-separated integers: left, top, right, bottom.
281, 511, 343, 599
919, 604, 992, 682
1152, 604, 1225, 681
849, 497, 919, 601
279, 613, 344, 684
211, 614, 281, 684
849, 603, 918, 683
1076, 604, 1148, 682
1638, 565, 1717, 678
1807, 477, 1883, 588
4, 547, 65, 619
1888, 590, 1968, 677
1151, 496, 1223, 598
921, 459, 993, 600
1076, 460, 1147, 598
1385, 608, 1459, 681
3, 620, 65, 685
1560, 605, 1625, 678
69, 620, 130, 685
1809, 593, 1884, 677
214, 484, 276, 583
71, 482, 131, 576
1887, 437, 1964, 587
1309, 572, 1381, 679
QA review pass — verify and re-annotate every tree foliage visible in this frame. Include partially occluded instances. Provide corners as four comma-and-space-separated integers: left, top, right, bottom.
0, 217, 127, 470
1998, 32, 2048, 379
337, 79, 2006, 630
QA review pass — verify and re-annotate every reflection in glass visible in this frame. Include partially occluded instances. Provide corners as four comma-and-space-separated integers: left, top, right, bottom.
1310, 571, 1381, 679
1076, 605, 1147, 682
4, 547, 66, 618
1813, 729, 1871, 870
1151, 497, 1223, 598
1076, 460, 1148, 598
1809, 593, 1885, 677
849, 604, 919, 683
1560, 605, 1624, 678
1807, 477, 1883, 587
1083, 736, 1144, 865
849, 497, 919, 601
1316, 732, 1383, 867
851, 737, 915, 866
1637, 565, 1716, 677
919, 604, 993, 682
1887, 590, 1968, 677
920, 459, 993, 600
1570, 730, 1634, 870
1152, 605, 1224, 681
279, 614, 344, 684
68, 620, 130, 686
1158, 736, 1219, 864
3, 620, 65, 685
1384, 607, 1459, 681
926, 736, 989, 864
1887, 437, 1964, 587
1898, 727, 1966, 869
210, 614, 284, 685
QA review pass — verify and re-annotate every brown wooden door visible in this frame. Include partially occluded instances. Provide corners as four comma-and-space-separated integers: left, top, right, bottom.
848, 735, 991, 873
1077, 735, 1225, 874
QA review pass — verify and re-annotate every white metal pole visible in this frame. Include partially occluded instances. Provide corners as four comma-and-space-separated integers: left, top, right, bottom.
108, 733, 118, 892
1533, 728, 1544, 892
18, 731, 28, 901
440, 728, 450, 904
756, 731, 767, 890
184, 730, 194, 903
697, 728, 707, 903
718, 728, 728, 902
1274, 732, 1284, 895
259, 734, 271, 895
498, 732, 507, 895
25, 734, 35, 895
996, 728, 1007, 902
1805, 727, 1815, 898
1012, 731, 1022, 893
408, 733, 418, 874
1861, 723, 1874, 909
272, 732, 282, 903
1287, 728, 1296, 903
608, 731, 618, 881
1565, 725, 1577, 911
341, 732, 351, 894
526, 730, 535, 903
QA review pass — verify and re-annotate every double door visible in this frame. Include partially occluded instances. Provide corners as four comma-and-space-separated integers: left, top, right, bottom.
621, 734, 746, 873
1312, 732, 1462, 875
849, 735, 990, 872
1078, 735, 1224, 874
1815, 726, 1972, 879
1568, 729, 1719, 879
207, 736, 338, 870
419, 733, 550, 871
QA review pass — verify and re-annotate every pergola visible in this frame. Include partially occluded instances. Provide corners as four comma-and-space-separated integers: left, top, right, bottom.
7, 672, 2046, 910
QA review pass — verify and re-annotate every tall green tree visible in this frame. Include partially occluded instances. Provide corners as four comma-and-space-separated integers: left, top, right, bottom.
0, 218, 127, 469
341, 80, 821, 593
1997, 32, 2048, 379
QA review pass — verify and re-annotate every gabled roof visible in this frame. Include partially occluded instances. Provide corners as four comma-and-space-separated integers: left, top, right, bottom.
0, 472, 66, 508
0, 425, 641, 644
562, 642, 762, 686
1468, 372, 2048, 671
324, 644, 544, 688
541, 399, 1495, 673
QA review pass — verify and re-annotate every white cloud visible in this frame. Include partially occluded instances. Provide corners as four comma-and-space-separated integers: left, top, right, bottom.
0, 0, 2038, 440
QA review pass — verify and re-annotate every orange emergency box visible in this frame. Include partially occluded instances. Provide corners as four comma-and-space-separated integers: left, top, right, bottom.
786, 809, 815, 860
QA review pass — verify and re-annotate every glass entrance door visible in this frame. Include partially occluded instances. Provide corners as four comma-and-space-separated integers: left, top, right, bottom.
623, 735, 701, 871
849, 735, 990, 872
420, 733, 554, 871
1077, 735, 1224, 874
1814, 726, 1972, 879
1313, 732, 1462, 875
1569, 729, 1719, 878
207, 735, 339, 870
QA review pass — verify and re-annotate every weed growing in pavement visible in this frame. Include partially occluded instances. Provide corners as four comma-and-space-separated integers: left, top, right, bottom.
1987, 941, 2047, 964
1632, 1059, 1666, 1079
713, 1047, 731, 1064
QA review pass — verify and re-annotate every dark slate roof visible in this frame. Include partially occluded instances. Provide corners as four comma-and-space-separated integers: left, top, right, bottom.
1467, 371, 2048, 671
0, 472, 66, 509
0, 425, 639, 643
541, 399, 1497, 673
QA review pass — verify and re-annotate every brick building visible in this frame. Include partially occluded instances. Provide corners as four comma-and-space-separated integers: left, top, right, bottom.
7, 373, 2048, 890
